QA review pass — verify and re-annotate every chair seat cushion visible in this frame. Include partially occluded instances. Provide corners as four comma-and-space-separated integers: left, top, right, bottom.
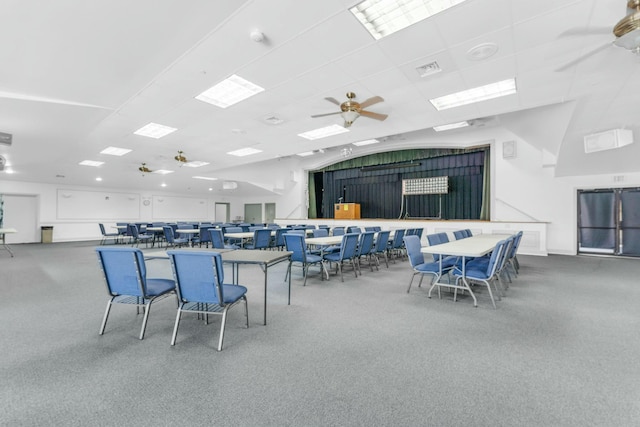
323, 253, 343, 262
146, 278, 176, 296
221, 284, 248, 304
452, 265, 490, 280
305, 254, 323, 264
415, 262, 441, 273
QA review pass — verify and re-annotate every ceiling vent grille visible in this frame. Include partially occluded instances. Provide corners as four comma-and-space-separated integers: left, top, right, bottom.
0, 132, 12, 146
416, 61, 441, 77
584, 129, 633, 154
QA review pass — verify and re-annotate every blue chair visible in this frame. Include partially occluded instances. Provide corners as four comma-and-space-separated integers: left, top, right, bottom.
387, 229, 406, 262
224, 226, 244, 247
163, 226, 189, 248
506, 231, 523, 276
323, 233, 360, 282
98, 223, 120, 245
209, 229, 239, 250
271, 228, 287, 251
312, 228, 329, 237
451, 239, 508, 309
95, 247, 175, 339
245, 228, 272, 250
284, 233, 326, 286
347, 226, 362, 234
426, 232, 460, 269
453, 230, 468, 240
356, 231, 376, 272
404, 235, 442, 294
332, 227, 345, 236
372, 230, 391, 269
196, 226, 213, 247
167, 250, 248, 351
128, 224, 153, 248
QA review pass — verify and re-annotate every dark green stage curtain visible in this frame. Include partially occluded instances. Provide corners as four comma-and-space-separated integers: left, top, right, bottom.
308, 171, 317, 218
312, 147, 488, 220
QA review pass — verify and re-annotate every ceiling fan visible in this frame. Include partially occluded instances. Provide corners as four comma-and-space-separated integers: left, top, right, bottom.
174, 150, 187, 164
138, 163, 152, 175
311, 92, 388, 127
557, 0, 640, 71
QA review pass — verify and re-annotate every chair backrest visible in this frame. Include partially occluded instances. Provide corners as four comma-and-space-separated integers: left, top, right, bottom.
426, 232, 449, 246
225, 226, 243, 233
390, 229, 405, 249
273, 228, 287, 248
463, 229, 473, 237
199, 226, 212, 244
283, 233, 307, 263
339, 233, 360, 259
509, 231, 523, 257
163, 226, 175, 243
285, 230, 305, 236
99, 223, 107, 235
167, 251, 225, 305
96, 247, 147, 297
209, 229, 226, 249
453, 230, 467, 240
347, 226, 362, 234
357, 231, 375, 256
483, 240, 507, 277
374, 230, 391, 253
252, 228, 272, 249
414, 228, 424, 238
128, 224, 140, 238
312, 228, 329, 238
364, 227, 376, 232
403, 235, 424, 269
248, 226, 263, 231
332, 227, 345, 236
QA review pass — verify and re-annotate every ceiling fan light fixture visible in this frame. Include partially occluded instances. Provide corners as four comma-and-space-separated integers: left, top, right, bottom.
174, 150, 188, 164
341, 110, 360, 127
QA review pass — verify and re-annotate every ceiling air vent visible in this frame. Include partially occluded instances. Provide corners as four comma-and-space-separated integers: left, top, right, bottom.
584, 129, 633, 154
416, 61, 441, 77
0, 132, 12, 146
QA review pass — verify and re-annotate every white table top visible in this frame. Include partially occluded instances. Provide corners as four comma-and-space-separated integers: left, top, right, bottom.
0, 228, 17, 233
176, 228, 199, 234
305, 235, 343, 246
420, 234, 511, 258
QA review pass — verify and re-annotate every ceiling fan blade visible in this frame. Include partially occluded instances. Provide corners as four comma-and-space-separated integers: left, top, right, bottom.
555, 42, 612, 72
359, 96, 384, 109
311, 111, 341, 118
325, 97, 341, 106
360, 110, 388, 121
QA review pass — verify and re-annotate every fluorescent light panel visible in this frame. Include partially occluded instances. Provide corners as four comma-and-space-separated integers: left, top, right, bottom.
134, 122, 177, 139
182, 161, 209, 168
433, 121, 469, 131
79, 160, 104, 167
298, 124, 349, 140
152, 170, 174, 175
227, 147, 262, 157
297, 151, 315, 157
352, 139, 380, 146
193, 176, 218, 181
100, 146, 132, 156
429, 78, 516, 111
350, 0, 468, 40
196, 74, 264, 108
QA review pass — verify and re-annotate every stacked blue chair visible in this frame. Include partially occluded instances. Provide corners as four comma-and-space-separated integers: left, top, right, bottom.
284, 233, 326, 286
271, 228, 287, 251
404, 235, 442, 294
387, 229, 406, 262
332, 227, 345, 236
323, 233, 359, 282
224, 226, 244, 247
197, 226, 213, 248
426, 232, 460, 270
95, 247, 175, 340
167, 251, 248, 351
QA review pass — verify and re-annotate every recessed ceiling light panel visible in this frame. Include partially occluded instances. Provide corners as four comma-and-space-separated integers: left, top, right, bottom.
100, 146, 132, 156
152, 169, 174, 175
227, 147, 263, 157
196, 74, 264, 108
429, 78, 516, 111
352, 139, 380, 146
433, 121, 469, 131
134, 123, 177, 139
79, 160, 104, 167
182, 161, 210, 168
193, 176, 218, 181
350, 0, 469, 40
298, 125, 350, 140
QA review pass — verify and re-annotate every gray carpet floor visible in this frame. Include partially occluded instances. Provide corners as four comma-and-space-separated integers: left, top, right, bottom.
1, 241, 639, 427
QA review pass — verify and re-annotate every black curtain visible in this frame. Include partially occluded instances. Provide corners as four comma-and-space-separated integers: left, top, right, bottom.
318, 150, 485, 219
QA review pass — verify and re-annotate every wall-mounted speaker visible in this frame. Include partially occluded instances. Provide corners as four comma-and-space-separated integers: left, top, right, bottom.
584, 129, 633, 154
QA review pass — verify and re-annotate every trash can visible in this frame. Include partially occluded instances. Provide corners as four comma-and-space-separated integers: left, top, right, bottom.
41, 226, 53, 243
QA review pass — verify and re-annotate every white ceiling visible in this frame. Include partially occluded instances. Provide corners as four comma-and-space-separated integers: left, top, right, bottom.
1, 0, 639, 195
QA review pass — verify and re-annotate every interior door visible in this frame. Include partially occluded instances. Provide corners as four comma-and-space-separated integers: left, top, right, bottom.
577, 190, 616, 254
620, 189, 640, 256
264, 203, 276, 223
244, 203, 262, 224
214, 203, 229, 223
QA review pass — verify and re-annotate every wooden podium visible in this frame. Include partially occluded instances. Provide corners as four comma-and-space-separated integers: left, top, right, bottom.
334, 203, 360, 219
